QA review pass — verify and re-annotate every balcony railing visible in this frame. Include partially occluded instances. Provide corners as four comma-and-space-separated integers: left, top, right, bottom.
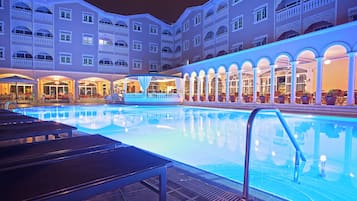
276, 0, 335, 22
12, 58, 33, 68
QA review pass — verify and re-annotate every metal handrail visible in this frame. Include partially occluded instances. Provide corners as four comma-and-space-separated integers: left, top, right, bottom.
240, 108, 306, 201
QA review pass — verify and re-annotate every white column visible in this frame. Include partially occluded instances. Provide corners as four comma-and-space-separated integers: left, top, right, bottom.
124, 78, 127, 94
290, 61, 297, 103
226, 72, 230, 102
315, 57, 323, 104
347, 52, 356, 105
189, 77, 193, 101
215, 73, 219, 102
238, 69, 243, 103
253, 67, 257, 103
270, 64, 275, 103
197, 77, 201, 101
74, 80, 79, 101
205, 75, 209, 101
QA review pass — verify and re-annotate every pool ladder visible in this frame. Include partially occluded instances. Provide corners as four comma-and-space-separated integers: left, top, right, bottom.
240, 108, 306, 201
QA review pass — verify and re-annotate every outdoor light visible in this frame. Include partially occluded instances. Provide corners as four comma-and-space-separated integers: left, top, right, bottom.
320, 154, 327, 177
324, 59, 331, 65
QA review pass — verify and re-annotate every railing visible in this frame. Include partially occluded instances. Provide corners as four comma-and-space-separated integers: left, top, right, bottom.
240, 108, 306, 201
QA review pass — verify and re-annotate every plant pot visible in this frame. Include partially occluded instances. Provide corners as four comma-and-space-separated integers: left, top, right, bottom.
301, 95, 310, 104
325, 95, 336, 105
259, 95, 265, 103
278, 95, 285, 104
243, 95, 249, 103
230, 95, 235, 102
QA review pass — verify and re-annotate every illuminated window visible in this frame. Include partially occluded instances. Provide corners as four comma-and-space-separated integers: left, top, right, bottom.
82, 34, 93, 45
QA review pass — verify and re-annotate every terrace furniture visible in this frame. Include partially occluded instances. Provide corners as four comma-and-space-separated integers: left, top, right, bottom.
0, 120, 76, 142
0, 146, 172, 201
0, 114, 40, 125
0, 134, 121, 170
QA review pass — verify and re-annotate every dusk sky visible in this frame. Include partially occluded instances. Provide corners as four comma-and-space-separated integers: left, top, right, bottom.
85, 0, 208, 23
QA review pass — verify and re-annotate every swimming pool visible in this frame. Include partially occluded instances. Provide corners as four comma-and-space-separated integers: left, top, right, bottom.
15, 105, 357, 201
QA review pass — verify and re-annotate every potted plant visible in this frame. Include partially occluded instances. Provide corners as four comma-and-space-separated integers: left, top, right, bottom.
301, 92, 310, 104
325, 90, 337, 105
230, 95, 236, 102
243, 94, 250, 103
278, 94, 285, 104
259, 94, 265, 103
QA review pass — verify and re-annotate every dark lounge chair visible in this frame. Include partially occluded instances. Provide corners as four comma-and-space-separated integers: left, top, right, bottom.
0, 121, 76, 142
0, 114, 40, 125
0, 146, 172, 201
0, 134, 121, 170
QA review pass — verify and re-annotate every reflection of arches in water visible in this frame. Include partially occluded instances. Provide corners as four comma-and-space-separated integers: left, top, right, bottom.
113, 114, 143, 128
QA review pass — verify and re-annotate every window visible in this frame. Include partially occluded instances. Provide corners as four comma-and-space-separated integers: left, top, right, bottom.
82, 55, 94, 66
12, 50, 32, 59
183, 21, 189, 32
132, 40, 142, 51
232, 0, 242, 5
59, 8, 71, 20
99, 38, 112, 46
60, 31, 72, 43
132, 60, 142, 70
83, 12, 94, 24
217, 2, 227, 12
12, 2, 31, 11
206, 9, 214, 18
99, 58, 113, 66
194, 35, 201, 47
115, 40, 128, 48
115, 59, 128, 67
149, 63, 158, 71
12, 26, 32, 35
232, 15, 243, 31
162, 30, 172, 35
253, 35, 267, 47
149, 43, 158, 53
0, 21, 3, 34
0, 0, 3, 8
82, 34, 93, 45
162, 47, 172, 53
194, 14, 201, 26
231, 42, 243, 52
0, 47, 4, 60
348, 7, 357, 21
99, 18, 112, 25
216, 26, 228, 36
35, 29, 53, 38
36, 6, 52, 14
115, 21, 128, 29
254, 4, 267, 23
204, 31, 214, 41
183, 40, 189, 51
35, 52, 53, 61
133, 22, 142, 32
59, 53, 71, 64
149, 24, 158, 35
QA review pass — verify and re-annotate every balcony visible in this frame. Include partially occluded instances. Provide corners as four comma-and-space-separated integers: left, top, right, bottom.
276, 0, 335, 22
11, 9, 32, 21
34, 60, 54, 70
12, 34, 33, 45
12, 58, 33, 69
34, 37, 53, 47
34, 12, 53, 24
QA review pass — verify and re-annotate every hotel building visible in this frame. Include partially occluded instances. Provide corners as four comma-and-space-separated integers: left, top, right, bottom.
0, 0, 356, 106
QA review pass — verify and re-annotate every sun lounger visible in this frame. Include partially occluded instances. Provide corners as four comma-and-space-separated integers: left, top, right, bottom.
0, 121, 76, 142
0, 134, 121, 170
0, 114, 40, 125
0, 146, 172, 201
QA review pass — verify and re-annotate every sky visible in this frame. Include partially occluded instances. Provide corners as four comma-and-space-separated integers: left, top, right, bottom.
85, 0, 208, 24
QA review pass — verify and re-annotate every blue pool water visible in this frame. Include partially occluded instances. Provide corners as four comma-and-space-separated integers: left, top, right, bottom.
15, 105, 357, 201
